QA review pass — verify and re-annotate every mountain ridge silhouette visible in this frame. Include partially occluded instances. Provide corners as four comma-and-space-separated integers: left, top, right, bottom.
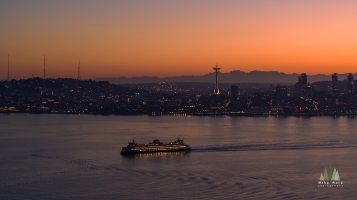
96, 70, 356, 84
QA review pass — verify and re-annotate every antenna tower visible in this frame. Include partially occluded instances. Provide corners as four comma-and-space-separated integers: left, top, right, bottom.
78, 58, 81, 80
43, 54, 46, 79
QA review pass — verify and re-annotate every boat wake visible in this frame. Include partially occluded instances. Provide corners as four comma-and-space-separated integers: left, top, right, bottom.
192, 140, 356, 152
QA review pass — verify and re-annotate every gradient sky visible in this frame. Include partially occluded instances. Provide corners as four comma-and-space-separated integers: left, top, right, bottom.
1, 0, 357, 79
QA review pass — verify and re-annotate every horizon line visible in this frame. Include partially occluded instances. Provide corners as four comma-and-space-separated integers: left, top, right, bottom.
3, 69, 357, 81
97, 69, 357, 79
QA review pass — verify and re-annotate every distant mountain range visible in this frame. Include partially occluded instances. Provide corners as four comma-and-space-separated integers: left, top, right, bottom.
96, 70, 356, 84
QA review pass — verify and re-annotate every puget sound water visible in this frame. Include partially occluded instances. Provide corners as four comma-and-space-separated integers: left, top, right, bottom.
1, 114, 356, 199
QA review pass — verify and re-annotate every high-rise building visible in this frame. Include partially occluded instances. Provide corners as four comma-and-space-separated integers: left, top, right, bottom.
299, 73, 307, 86
332, 73, 338, 96
275, 84, 287, 99
354, 80, 357, 94
231, 85, 239, 100
295, 73, 308, 98
347, 73, 353, 96
311, 82, 317, 98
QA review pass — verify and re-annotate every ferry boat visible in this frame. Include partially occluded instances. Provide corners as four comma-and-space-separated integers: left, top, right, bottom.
121, 138, 191, 155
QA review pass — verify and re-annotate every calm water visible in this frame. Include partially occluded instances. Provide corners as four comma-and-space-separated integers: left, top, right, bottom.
1, 114, 356, 199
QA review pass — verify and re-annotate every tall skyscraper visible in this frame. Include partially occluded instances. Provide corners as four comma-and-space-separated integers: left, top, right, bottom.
347, 73, 353, 96
299, 73, 307, 86
354, 80, 357, 94
213, 64, 221, 95
231, 85, 239, 100
275, 84, 287, 99
332, 73, 338, 96
295, 73, 308, 98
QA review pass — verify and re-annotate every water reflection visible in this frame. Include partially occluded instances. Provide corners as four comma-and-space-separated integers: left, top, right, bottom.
2, 114, 357, 199
122, 151, 190, 160
347, 115, 357, 119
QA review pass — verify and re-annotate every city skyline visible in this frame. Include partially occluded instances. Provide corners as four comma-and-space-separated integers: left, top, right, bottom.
2, 1, 357, 79
2, 71, 357, 116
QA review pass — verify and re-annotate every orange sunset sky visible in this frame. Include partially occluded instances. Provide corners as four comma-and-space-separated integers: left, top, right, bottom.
1, 0, 357, 80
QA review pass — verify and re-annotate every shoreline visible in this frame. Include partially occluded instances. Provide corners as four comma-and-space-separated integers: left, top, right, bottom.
1, 111, 357, 117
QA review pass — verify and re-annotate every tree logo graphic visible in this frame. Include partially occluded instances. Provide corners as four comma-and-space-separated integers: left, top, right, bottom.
318, 164, 343, 187
319, 164, 340, 181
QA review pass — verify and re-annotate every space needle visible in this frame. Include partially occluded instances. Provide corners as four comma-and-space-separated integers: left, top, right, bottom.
213, 64, 221, 95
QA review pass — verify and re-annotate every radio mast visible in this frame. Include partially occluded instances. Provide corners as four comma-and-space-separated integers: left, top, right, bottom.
7, 54, 10, 81
43, 54, 46, 79
78, 58, 81, 80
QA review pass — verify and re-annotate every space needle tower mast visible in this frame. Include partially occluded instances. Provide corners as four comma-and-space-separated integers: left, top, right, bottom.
213, 64, 221, 95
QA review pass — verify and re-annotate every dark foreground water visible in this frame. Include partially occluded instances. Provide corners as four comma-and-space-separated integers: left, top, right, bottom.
1, 114, 356, 199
